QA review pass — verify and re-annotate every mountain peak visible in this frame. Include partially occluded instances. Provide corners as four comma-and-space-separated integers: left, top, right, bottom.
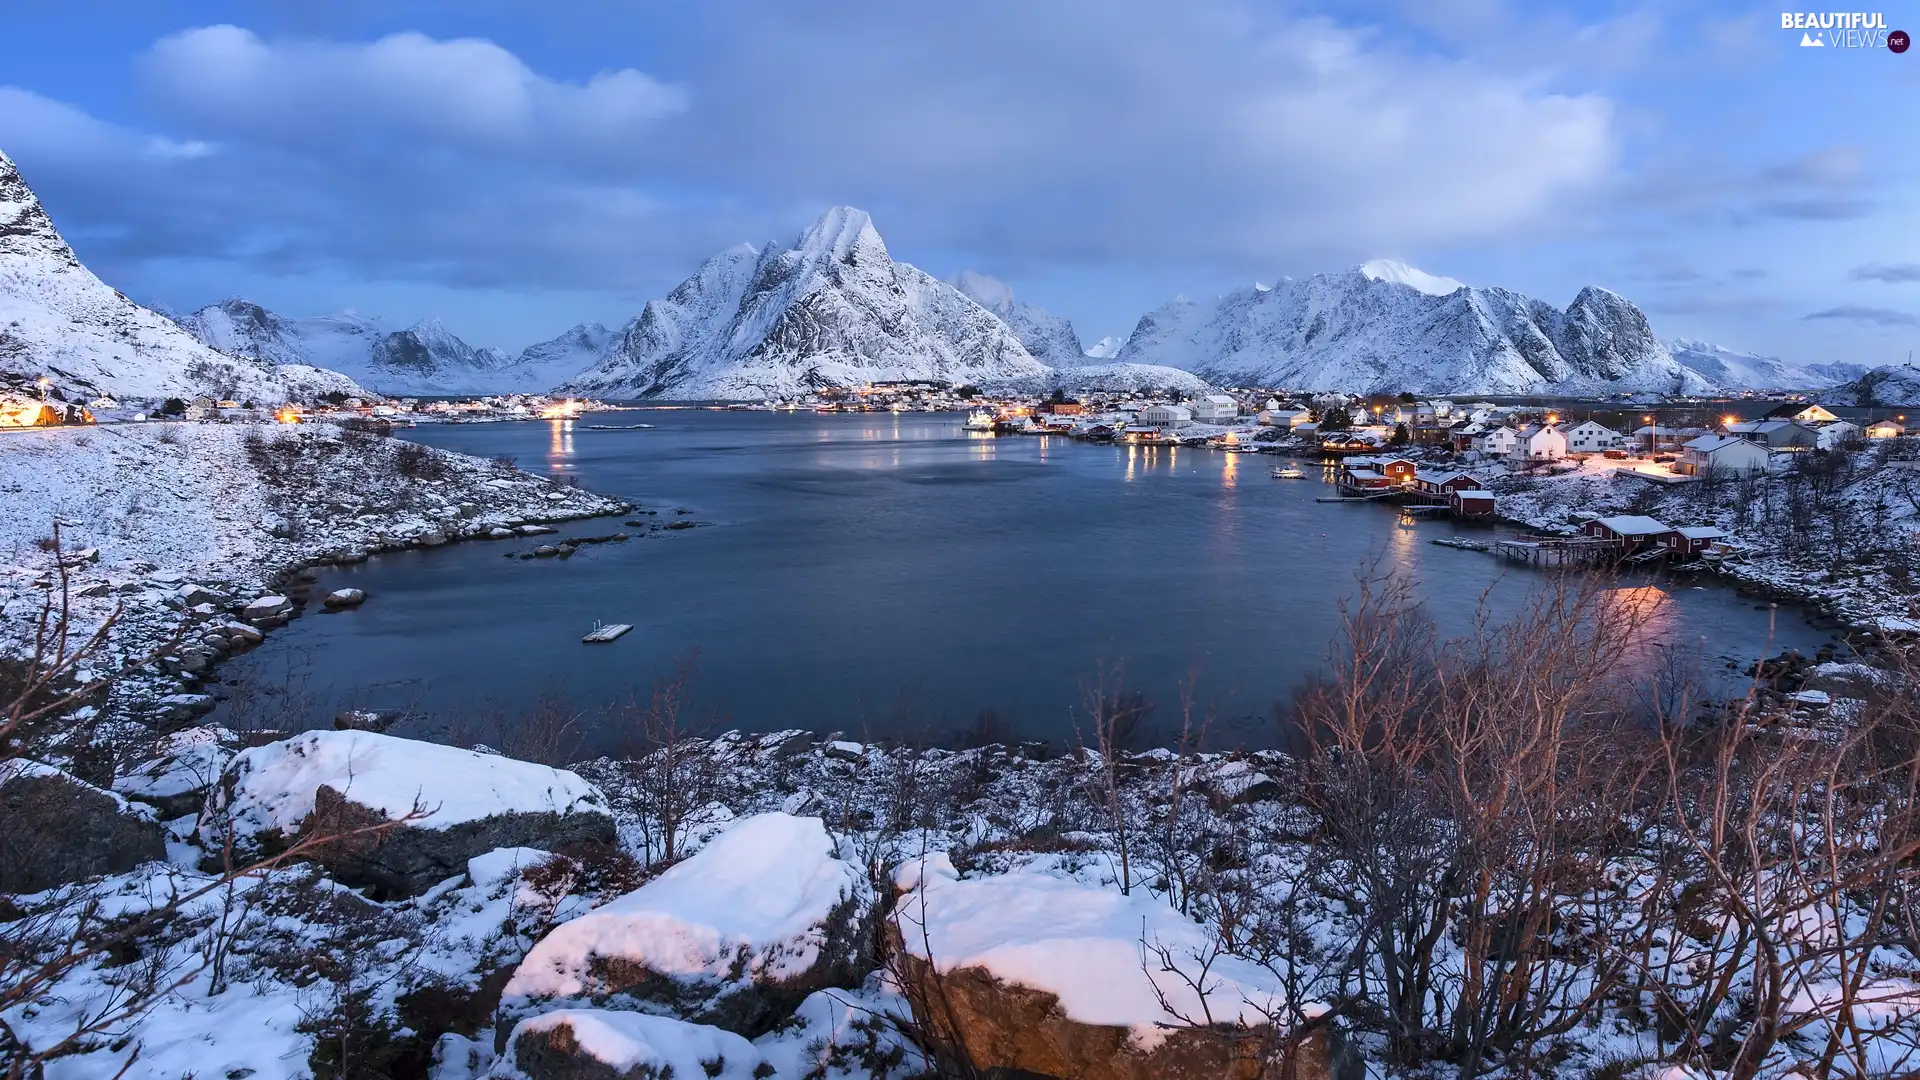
794, 205, 884, 262
1358, 259, 1466, 297
951, 270, 1014, 309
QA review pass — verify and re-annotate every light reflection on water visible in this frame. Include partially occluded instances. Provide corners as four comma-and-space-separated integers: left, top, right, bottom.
220, 412, 1839, 746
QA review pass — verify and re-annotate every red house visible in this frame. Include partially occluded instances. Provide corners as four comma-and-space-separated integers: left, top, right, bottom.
1582, 515, 1673, 552
1665, 525, 1729, 557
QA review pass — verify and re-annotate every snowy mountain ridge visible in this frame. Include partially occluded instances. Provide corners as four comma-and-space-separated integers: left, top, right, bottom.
0, 150, 361, 403
950, 271, 1086, 368
1113, 264, 1709, 395
1666, 338, 1865, 393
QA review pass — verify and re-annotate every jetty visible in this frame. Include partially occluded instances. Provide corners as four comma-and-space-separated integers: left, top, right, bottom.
582, 623, 633, 643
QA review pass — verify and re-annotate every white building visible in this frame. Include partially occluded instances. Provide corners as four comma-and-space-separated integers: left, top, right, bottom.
1678, 434, 1771, 475
1473, 426, 1518, 456
1134, 403, 1192, 429
1813, 420, 1861, 449
1868, 419, 1907, 439
1508, 423, 1567, 463
1257, 407, 1311, 428
1563, 420, 1624, 455
1189, 394, 1239, 423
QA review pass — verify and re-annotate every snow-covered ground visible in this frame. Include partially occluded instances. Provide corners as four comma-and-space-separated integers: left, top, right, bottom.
0, 420, 626, 727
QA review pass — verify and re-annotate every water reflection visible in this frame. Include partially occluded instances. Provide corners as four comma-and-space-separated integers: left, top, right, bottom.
547, 419, 574, 467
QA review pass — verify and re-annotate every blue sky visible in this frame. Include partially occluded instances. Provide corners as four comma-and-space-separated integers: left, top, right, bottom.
0, 1, 1914, 366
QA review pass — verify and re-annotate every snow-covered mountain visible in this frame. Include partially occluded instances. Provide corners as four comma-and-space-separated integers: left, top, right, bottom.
177, 300, 561, 397
1083, 336, 1126, 360
1115, 260, 1707, 396
0, 150, 361, 403
1666, 338, 1864, 392
562, 208, 1050, 400
950, 271, 1085, 367
1830, 365, 1920, 407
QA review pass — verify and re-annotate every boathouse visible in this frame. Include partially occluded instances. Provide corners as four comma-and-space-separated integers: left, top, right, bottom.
1340, 468, 1392, 492
1413, 470, 1482, 498
1582, 515, 1673, 552
1346, 456, 1417, 484
1451, 490, 1497, 518
1666, 526, 1730, 558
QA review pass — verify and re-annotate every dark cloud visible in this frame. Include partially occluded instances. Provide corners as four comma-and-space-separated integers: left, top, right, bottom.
1804, 305, 1920, 327
1853, 263, 1920, 283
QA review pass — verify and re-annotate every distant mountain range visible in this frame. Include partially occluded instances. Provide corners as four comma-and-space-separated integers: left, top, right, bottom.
0, 150, 361, 404
0, 145, 1875, 404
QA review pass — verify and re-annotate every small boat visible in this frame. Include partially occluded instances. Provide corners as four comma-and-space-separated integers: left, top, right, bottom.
582, 622, 633, 643
1271, 465, 1306, 479
964, 409, 997, 432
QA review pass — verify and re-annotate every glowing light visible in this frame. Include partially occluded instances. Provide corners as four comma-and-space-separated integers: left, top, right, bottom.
275, 407, 301, 424
1722, 415, 1738, 428
539, 399, 583, 420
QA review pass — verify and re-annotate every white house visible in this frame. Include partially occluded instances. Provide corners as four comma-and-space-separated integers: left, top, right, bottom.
1868, 419, 1907, 439
1189, 394, 1239, 423
1813, 420, 1861, 449
1678, 434, 1770, 475
1134, 403, 1192, 429
1473, 426, 1518, 456
1507, 423, 1567, 463
1563, 420, 1624, 455
1257, 407, 1311, 428
1763, 402, 1840, 425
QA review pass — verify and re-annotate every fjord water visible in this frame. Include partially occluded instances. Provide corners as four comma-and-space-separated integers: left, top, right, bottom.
225, 412, 1831, 746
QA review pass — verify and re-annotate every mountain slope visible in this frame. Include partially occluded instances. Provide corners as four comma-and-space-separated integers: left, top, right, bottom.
1666, 338, 1861, 392
1830, 365, 1920, 407
950, 271, 1084, 367
562, 208, 1050, 399
1116, 264, 1707, 396
0, 150, 360, 403
178, 300, 551, 396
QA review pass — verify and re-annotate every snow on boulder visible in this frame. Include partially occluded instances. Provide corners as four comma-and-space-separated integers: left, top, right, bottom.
203, 730, 613, 898
893, 861, 1351, 1080
499, 1009, 769, 1080
240, 594, 294, 625
500, 812, 875, 1036
2, 760, 166, 892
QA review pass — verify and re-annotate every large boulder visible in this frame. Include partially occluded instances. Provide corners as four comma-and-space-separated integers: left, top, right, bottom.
1, 761, 167, 893
201, 730, 613, 898
892, 856, 1355, 1080
499, 1010, 770, 1080
500, 812, 875, 1037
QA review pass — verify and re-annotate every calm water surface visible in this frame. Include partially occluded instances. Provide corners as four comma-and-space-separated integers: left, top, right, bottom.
218, 412, 1835, 745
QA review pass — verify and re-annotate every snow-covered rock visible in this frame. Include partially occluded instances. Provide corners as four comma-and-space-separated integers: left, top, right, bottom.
952, 270, 1085, 367
889, 858, 1343, 1079
561, 207, 1050, 400
1, 760, 165, 891
498, 1009, 770, 1080
112, 726, 234, 819
323, 587, 366, 608
204, 730, 613, 896
1116, 262, 1705, 395
1082, 335, 1127, 359
500, 811, 875, 1035
0, 150, 363, 404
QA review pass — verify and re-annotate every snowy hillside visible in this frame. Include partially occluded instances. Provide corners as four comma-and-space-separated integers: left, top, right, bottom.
1666, 338, 1862, 392
1083, 336, 1126, 359
1116, 263, 1708, 396
1829, 365, 1920, 407
1004, 362, 1209, 394
0, 150, 361, 404
561, 208, 1050, 400
177, 300, 580, 397
950, 271, 1085, 367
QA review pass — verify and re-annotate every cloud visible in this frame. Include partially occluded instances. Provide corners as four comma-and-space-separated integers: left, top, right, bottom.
0, 5, 1621, 313
143, 26, 687, 166
1854, 263, 1920, 283
1804, 305, 1920, 327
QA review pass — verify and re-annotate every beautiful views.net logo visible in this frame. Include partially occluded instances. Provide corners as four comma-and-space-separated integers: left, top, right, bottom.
1782, 11, 1910, 50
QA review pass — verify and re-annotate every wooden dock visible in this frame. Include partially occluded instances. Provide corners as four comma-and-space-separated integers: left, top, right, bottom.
582, 623, 633, 643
